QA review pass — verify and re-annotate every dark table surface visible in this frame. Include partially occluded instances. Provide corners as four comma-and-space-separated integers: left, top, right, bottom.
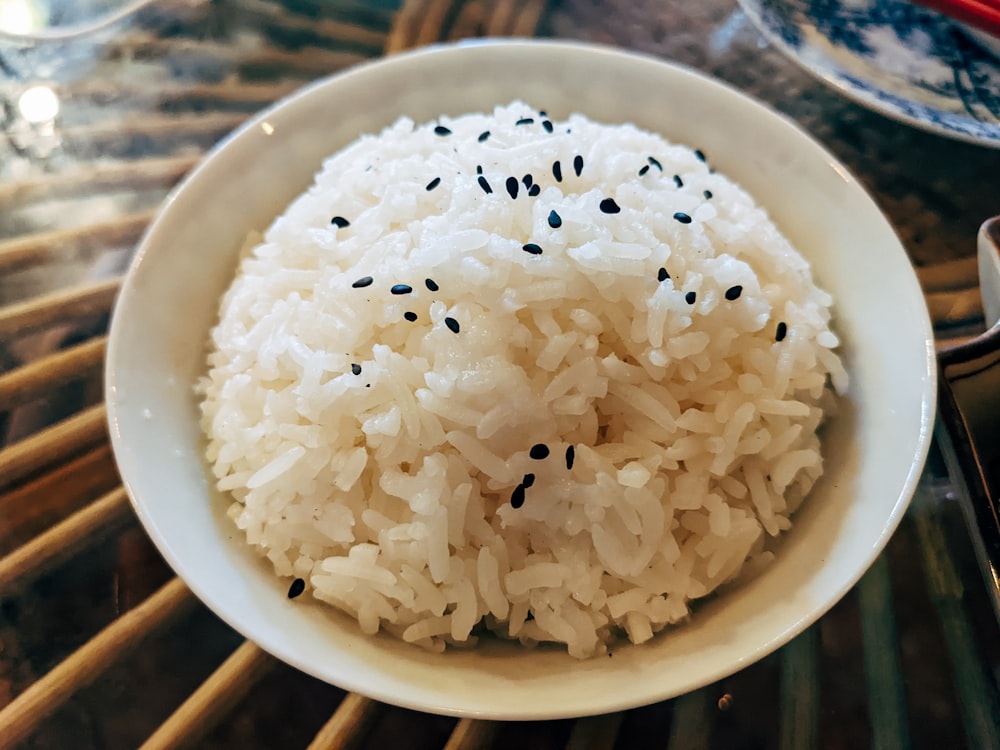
1, 1, 999, 748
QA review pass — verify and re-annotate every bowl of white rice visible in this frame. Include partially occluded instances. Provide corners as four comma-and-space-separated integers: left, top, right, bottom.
106, 40, 935, 719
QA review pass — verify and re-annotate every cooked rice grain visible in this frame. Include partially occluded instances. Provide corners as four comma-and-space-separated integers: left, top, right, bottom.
198, 102, 845, 657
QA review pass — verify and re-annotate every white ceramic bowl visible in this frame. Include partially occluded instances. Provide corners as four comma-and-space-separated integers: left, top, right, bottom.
106, 40, 936, 720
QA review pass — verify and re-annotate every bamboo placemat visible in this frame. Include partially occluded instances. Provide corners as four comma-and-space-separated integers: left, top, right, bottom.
2, 1, 999, 747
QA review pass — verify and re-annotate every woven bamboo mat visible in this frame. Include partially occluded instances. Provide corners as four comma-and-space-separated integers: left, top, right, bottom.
1, 1, 999, 748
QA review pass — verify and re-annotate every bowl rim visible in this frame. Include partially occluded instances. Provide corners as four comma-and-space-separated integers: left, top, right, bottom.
105, 38, 937, 719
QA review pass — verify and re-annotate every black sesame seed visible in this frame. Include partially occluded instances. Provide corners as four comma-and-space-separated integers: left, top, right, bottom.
539, 110, 548, 117
542, 120, 553, 133
565, 444, 575, 470
685, 291, 697, 305
703, 190, 713, 199
511, 484, 526, 509
638, 164, 650, 176
573, 154, 584, 176
522, 472, 536, 488
404, 311, 418, 322
522, 243, 543, 255
528, 184, 540, 197
648, 156, 663, 171
599, 198, 621, 214
391, 284, 413, 295
351, 363, 362, 376
673, 174, 684, 188
506, 176, 519, 199
657, 267, 670, 282
725, 285, 743, 301
288, 578, 306, 599
478, 175, 493, 194
548, 210, 562, 229
552, 160, 563, 182
331, 216, 350, 228
776, 321, 788, 342
425, 278, 439, 292
529, 443, 550, 460
673, 212, 692, 224
476, 164, 483, 174
425, 176, 441, 191
522, 174, 534, 188
516, 117, 535, 125
694, 148, 707, 162
445, 316, 460, 334
434, 125, 452, 136
478, 130, 490, 142
352, 276, 373, 289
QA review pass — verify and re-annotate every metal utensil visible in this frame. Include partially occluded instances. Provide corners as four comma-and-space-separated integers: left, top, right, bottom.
937, 217, 1000, 619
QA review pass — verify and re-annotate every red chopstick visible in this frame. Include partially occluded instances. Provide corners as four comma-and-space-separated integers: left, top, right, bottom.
911, 0, 1000, 38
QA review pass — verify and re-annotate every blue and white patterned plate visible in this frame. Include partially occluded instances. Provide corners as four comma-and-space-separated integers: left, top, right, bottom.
739, 0, 1000, 147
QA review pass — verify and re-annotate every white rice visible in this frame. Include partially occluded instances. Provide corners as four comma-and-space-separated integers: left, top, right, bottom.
198, 102, 846, 658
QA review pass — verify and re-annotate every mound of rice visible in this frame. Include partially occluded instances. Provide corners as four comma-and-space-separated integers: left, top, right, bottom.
198, 102, 847, 658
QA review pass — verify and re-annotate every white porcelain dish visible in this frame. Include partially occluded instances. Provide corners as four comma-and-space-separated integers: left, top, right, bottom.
105, 40, 936, 720
738, 0, 1000, 148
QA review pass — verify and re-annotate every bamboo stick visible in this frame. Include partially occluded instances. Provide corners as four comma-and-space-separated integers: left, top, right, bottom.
0, 486, 132, 595
0, 278, 120, 340
444, 719, 500, 750
0, 213, 152, 275
0, 157, 197, 212
0, 337, 106, 412
0, 578, 195, 750
139, 641, 276, 750
306, 694, 380, 750
0, 404, 108, 490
